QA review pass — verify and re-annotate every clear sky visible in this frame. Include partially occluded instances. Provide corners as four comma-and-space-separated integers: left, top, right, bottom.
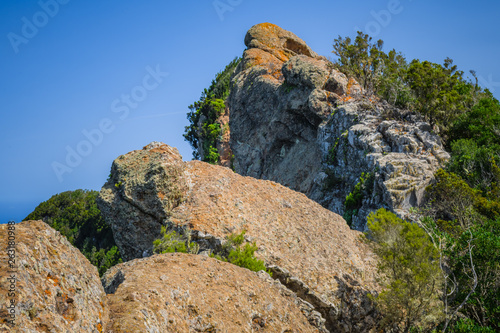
1, 0, 499, 223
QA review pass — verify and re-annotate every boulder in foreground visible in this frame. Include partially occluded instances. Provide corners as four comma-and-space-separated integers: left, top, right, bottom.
102, 253, 325, 332
0, 221, 107, 332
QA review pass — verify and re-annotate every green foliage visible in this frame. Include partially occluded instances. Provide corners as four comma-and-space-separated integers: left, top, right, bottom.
449, 96, 500, 147
377, 49, 414, 108
367, 209, 443, 332
426, 169, 482, 229
332, 32, 490, 141
406, 58, 472, 131
88, 245, 122, 276
25, 190, 122, 276
153, 226, 199, 255
332, 31, 385, 93
425, 137, 499, 330
343, 172, 372, 226
282, 81, 297, 93
450, 318, 497, 333
210, 230, 270, 275
447, 218, 500, 330
184, 57, 241, 162
447, 139, 500, 196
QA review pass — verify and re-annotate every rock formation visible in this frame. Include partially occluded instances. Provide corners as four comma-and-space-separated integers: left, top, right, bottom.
216, 23, 449, 230
102, 253, 325, 332
2, 220, 326, 332
98, 142, 380, 332
0, 221, 107, 332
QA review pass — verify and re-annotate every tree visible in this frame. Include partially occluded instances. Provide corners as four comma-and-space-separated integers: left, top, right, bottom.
367, 208, 443, 332
447, 139, 500, 196
332, 31, 385, 94
449, 96, 500, 147
426, 169, 482, 230
377, 49, 413, 108
406, 58, 469, 132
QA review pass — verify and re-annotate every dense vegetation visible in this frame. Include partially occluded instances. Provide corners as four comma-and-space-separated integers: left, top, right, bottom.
25, 190, 122, 276
332, 32, 491, 140
335, 31, 500, 332
184, 57, 241, 163
367, 209, 443, 332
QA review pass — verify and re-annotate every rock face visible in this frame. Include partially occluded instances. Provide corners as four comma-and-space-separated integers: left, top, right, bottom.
226, 23, 449, 230
97, 142, 187, 262
98, 142, 380, 332
102, 253, 324, 332
0, 221, 107, 332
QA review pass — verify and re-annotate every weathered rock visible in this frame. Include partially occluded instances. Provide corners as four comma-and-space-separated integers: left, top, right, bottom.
227, 23, 448, 230
244, 22, 318, 61
0, 221, 107, 332
102, 253, 324, 332
98, 142, 380, 332
97, 142, 187, 261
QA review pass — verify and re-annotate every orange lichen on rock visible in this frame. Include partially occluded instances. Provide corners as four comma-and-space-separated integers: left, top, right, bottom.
0, 221, 107, 332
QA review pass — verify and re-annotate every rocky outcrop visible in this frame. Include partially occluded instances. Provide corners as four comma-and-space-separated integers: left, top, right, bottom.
102, 253, 325, 332
0, 221, 107, 332
0, 220, 325, 332
97, 142, 187, 261
98, 142, 380, 332
226, 23, 448, 230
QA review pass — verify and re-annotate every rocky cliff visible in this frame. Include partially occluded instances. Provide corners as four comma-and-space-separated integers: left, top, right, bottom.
204, 23, 449, 230
98, 142, 380, 332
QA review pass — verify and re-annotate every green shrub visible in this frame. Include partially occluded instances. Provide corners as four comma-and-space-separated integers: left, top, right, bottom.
184, 57, 241, 161
153, 226, 199, 254
343, 172, 372, 227
211, 230, 270, 275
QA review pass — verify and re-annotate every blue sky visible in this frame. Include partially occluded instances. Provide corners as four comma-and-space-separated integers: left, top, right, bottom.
1, 0, 499, 223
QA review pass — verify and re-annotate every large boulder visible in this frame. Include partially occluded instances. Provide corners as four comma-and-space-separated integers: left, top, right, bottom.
102, 253, 325, 332
98, 142, 380, 332
97, 142, 187, 262
227, 23, 448, 230
0, 221, 107, 332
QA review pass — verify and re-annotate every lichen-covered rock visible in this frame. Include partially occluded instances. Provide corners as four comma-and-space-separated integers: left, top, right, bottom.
244, 22, 318, 61
0, 221, 107, 332
102, 253, 323, 332
97, 142, 187, 261
227, 23, 448, 230
318, 104, 449, 229
98, 142, 380, 332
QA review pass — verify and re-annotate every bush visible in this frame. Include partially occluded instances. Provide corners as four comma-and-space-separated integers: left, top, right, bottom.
343, 172, 372, 227
184, 57, 241, 162
449, 96, 500, 147
446, 218, 500, 330
153, 226, 199, 254
367, 208, 443, 332
211, 230, 269, 275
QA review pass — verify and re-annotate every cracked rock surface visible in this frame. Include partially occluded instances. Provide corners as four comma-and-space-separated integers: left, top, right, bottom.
102, 253, 323, 332
225, 23, 448, 230
98, 142, 380, 332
